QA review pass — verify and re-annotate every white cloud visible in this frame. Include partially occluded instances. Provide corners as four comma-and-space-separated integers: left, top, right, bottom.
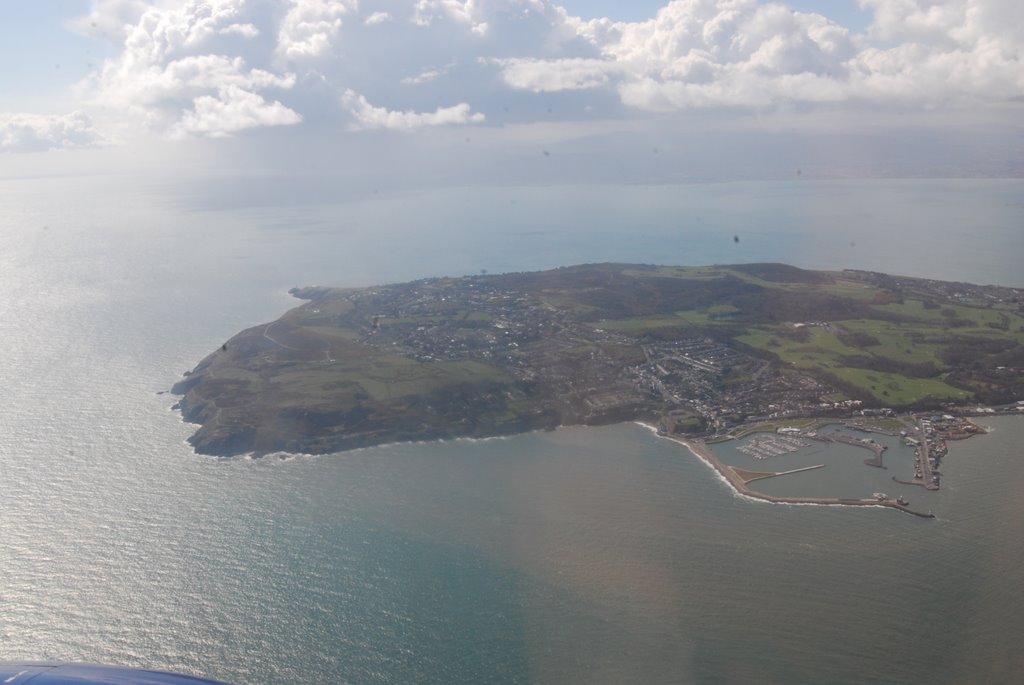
408, 0, 589, 53
174, 85, 302, 138
97, 54, 295, 107
497, 57, 616, 92
400, 61, 461, 85
852, 0, 1024, 104
342, 89, 485, 130
80, 0, 301, 138
401, 68, 445, 85
862, 0, 1024, 46
220, 22, 261, 38
0, 111, 106, 153
66, 0, 1024, 144
364, 11, 393, 26
413, 0, 486, 33
509, 0, 862, 110
277, 0, 357, 60
564, 0, 1021, 110
123, 0, 252, 61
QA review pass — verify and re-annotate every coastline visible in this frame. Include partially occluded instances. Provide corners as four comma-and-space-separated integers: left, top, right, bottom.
639, 423, 936, 518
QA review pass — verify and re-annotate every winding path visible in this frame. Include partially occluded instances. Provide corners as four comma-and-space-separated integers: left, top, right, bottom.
262, 323, 301, 351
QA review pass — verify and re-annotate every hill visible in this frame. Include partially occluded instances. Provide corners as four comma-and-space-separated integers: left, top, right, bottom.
172, 263, 1024, 456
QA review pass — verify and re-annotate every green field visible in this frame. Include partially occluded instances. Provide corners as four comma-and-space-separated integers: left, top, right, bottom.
873, 299, 1024, 329
827, 367, 969, 405
737, 321, 973, 405
268, 354, 508, 404
837, 319, 946, 365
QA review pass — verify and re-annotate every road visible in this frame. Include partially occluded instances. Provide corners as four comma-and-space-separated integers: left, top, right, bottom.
916, 418, 939, 490
262, 322, 301, 351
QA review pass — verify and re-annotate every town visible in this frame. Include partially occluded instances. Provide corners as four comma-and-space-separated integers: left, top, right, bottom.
323, 267, 1022, 442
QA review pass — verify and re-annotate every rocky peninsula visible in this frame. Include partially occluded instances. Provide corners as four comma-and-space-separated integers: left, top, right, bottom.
172, 263, 1024, 457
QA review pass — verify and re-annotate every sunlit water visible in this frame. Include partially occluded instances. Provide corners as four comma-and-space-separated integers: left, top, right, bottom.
1, 177, 1022, 684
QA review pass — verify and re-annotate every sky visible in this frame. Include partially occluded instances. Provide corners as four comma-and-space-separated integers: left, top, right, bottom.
555, 0, 871, 30
0, 0, 1021, 190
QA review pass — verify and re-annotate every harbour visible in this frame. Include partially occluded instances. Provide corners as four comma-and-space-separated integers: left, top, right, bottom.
735, 434, 811, 460
670, 434, 934, 518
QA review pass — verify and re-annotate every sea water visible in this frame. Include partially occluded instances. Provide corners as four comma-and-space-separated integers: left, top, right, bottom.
1, 177, 1022, 684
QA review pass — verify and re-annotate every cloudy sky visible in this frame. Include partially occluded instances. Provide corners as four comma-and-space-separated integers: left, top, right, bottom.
1, 0, 1021, 189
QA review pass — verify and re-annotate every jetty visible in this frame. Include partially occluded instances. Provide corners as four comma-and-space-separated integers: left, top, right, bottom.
806, 429, 888, 468
732, 464, 825, 484
673, 437, 934, 519
893, 418, 942, 490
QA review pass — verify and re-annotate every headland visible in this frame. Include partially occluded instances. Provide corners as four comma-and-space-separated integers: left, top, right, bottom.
173, 262, 1023, 500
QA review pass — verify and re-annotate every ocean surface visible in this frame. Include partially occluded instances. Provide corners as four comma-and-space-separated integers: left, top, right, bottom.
1, 177, 1022, 684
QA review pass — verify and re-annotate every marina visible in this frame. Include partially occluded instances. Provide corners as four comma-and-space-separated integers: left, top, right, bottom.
735, 434, 811, 459
695, 418, 961, 506
673, 436, 934, 518
689, 414, 990, 512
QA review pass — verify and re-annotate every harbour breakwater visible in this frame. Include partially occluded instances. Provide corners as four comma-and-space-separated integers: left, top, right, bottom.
667, 435, 935, 518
